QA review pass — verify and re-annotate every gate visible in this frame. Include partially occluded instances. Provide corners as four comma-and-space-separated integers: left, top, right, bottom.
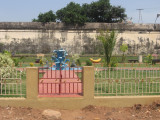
38, 67, 83, 96
0, 68, 25, 97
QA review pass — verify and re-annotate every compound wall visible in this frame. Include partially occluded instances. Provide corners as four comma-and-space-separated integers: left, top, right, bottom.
0, 22, 160, 55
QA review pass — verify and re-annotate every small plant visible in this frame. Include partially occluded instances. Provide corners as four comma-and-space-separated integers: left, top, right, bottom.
103, 57, 118, 67
71, 54, 81, 66
110, 57, 118, 67
85, 60, 92, 66
72, 54, 80, 62
95, 68, 102, 78
76, 59, 81, 66
3, 50, 11, 56
13, 58, 20, 67
20, 56, 25, 63
39, 59, 43, 65
144, 54, 153, 64
30, 62, 34, 67
39, 58, 47, 65
120, 44, 128, 63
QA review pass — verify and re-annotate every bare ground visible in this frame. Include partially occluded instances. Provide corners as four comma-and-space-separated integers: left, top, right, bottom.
1, 101, 160, 120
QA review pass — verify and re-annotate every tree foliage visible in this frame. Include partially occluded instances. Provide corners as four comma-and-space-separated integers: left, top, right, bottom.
145, 54, 153, 64
82, 0, 111, 22
32, 10, 56, 23
83, 0, 126, 22
97, 30, 117, 66
110, 6, 126, 23
56, 2, 87, 25
32, 0, 127, 24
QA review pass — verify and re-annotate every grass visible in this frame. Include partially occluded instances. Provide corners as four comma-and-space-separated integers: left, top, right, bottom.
12, 54, 160, 68
95, 67, 160, 96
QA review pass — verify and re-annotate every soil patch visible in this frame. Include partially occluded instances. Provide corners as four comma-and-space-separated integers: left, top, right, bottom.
1, 101, 160, 120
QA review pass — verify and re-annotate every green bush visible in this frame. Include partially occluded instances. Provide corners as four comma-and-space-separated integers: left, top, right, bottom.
103, 57, 118, 67
110, 57, 118, 67
40, 58, 47, 65
13, 58, 20, 67
30, 62, 34, 67
76, 59, 81, 66
72, 54, 80, 62
3, 50, 11, 56
0, 53, 15, 78
85, 60, 92, 66
144, 54, 152, 64
19, 56, 25, 63
120, 44, 128, 63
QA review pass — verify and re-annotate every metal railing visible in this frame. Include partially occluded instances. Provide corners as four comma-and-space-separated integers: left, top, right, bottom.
95, 67, 160, 96
0, 68, 26, 97
38, 67, 83, 96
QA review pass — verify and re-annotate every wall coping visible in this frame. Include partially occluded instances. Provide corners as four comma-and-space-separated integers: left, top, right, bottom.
0, 22, 160, 31
94, 95, 160, 99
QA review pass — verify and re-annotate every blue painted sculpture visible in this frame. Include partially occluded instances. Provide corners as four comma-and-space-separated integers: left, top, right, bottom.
52, 48, 70, 70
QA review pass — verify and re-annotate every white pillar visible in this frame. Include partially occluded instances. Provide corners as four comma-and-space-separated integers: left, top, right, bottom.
139, 55, 143, 63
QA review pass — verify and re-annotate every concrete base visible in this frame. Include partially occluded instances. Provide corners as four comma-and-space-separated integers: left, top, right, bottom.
0, 96, 160, 109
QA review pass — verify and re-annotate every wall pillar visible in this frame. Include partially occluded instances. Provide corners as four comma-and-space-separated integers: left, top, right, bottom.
83, 66, 94, 99
26, 67, 38, 99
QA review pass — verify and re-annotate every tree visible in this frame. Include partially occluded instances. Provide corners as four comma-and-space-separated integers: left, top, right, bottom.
120, 44, 128, 63
32, 10, 56, 23
56, 2, 87, 25
82, 0, 126, 23
97, 30, 117, 66
83, 0, 111, 22
110, 6, 126, 23
32, 0, 127, 24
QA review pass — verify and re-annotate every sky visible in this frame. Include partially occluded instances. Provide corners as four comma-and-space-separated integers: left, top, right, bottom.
0, 0, 160, 23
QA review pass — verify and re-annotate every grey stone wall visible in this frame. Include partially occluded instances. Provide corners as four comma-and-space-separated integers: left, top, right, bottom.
0, 22, 160, 55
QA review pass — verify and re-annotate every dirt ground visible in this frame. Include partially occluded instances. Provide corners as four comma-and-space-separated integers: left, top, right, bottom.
1, 102, 160, 120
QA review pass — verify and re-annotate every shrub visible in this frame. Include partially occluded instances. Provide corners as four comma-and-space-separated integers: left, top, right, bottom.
85, 60, 92, 66
40, 58, 47, 65
72, 54, 81, 66
13, 58, 20, 67
0, 53, 15, 78
103, 57, 118, 67
30, 62, 34, 67
72, 54, 80, 62
144, 54, 152, 64
120, 44, 128, 63
19, 56, 25, 63
76, 59, 81, 66
3, 50, 11, 56
110, 57, 118, 67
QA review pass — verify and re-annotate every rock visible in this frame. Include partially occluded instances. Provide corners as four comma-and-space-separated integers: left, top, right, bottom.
82, 105, 95, 112
42, 109, 61, 120
134, 104, 142, 110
